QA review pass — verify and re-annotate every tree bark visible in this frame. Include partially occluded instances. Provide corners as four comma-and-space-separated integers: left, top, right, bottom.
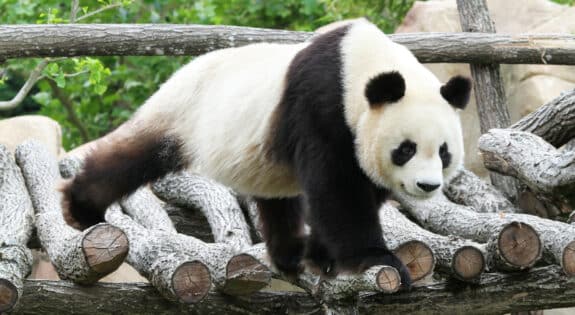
13, 265, 575, 314
105, 204, 235, 302
14, 141, 128, 284
444, 169, 514, 213
479, 129, 575, 197
2, 25, 575, 64
456, 0, 518, 199
397, 194, 542, 271
380, 204, 486, 282
0, 145, 34, 313
510, 89, 575, 148
152, 172, 252, 252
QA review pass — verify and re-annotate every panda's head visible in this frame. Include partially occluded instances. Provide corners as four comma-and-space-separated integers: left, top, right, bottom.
355, 71, 471, 199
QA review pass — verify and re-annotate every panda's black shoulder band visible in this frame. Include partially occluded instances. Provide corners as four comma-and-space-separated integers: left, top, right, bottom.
365, 71, 406, 108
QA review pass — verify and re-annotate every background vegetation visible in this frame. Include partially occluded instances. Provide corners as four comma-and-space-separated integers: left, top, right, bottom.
0, 0, 571, 149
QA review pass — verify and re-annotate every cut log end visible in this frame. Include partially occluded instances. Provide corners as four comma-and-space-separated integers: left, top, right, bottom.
223, 254, 272, 296
562, 240, 575, 276
172, 261, 211, 304
376, 266, 401, 293
394, 240, 434, 281
81, 223, 129, 274
0, 278, 18, 313
452, 246, 485, 281
498, 222, 541, 269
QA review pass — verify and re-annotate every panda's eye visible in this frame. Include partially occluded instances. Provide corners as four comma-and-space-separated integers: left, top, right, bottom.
392, 140, 416, 166
439, 142, 451, 169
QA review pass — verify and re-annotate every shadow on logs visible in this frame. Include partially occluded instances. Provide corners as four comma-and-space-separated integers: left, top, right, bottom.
0, 279, 18, 313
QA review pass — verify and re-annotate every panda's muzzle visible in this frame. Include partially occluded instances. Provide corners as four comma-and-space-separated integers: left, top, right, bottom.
416, 182, 440, 193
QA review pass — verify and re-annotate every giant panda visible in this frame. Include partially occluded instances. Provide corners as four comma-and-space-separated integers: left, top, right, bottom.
61, 19, 471, 288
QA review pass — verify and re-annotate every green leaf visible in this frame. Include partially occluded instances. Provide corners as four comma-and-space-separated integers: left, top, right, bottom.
55, 72, 66, 88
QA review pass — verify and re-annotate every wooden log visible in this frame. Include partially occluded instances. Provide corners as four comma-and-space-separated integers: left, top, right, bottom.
456, 0, 517, 199
152, 171, 252, 252
478, 129, 575, 202
15, 265, 575, 314
0, 145, 34, 312
397, 194, 542, 271
163, 203, 214, 242
4, 24, 575, 65
399, 193, 575, 275
380, 204, 485, 282
14, 141, 128, 284
122, 187, 177, 234
120, 186, 271, 296
243, 243, 401, 302
511, 89, 575, 148
444, 169, 513, 213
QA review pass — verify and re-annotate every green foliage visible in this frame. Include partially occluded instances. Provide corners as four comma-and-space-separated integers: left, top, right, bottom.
1, 0, 416, 149
551, 0, 575, 5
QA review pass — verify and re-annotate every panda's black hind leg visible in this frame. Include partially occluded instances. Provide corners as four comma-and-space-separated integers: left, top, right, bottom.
254, 197, 305, 276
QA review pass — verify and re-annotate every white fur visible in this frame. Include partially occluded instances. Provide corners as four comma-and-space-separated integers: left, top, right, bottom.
132, 19, 465, 199
134, 42, 308, 197
342, 21, 465, 197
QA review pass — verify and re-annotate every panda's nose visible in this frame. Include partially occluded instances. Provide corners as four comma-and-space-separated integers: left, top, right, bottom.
417, 182, 440, 192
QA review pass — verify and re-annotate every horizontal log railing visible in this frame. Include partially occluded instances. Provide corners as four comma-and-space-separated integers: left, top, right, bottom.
2, 24, 575, 64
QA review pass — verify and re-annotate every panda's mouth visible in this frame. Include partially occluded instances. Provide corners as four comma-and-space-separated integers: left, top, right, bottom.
400, 182, 438, 199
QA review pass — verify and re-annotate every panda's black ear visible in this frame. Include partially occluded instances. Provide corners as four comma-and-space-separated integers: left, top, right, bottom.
441, 76, 472, 110
365, 71, 405, 108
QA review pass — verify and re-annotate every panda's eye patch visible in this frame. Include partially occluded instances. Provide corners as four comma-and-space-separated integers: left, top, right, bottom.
439, 142, 451, 169
392, 140, 417, 166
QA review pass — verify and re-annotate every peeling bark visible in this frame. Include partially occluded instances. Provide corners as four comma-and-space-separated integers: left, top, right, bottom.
14, 141, 128, 284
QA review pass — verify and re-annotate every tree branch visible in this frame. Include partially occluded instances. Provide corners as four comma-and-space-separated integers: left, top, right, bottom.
0, 59, 48, 110
46, 79, 90, 142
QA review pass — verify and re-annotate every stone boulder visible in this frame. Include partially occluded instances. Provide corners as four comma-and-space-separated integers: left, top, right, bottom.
0, 115, 64, 157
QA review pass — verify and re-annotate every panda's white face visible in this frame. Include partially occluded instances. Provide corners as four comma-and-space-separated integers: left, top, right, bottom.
355, 72, 470, 199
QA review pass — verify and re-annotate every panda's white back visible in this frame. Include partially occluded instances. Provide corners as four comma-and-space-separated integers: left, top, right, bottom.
134, 42, 309, 197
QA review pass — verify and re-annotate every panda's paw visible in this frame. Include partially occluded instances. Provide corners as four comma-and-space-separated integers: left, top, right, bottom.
268, 237, 305, 277
336, 248, 412, 290
303, 243, 336, 277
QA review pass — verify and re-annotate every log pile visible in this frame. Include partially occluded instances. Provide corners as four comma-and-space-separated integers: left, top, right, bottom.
3, 93, 575, 312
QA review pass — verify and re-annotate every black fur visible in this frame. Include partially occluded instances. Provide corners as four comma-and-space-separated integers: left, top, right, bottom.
439, 142, 451, 169
267, 25, 411, 287
440, 75, 472, 110
62, 129, 186, 230
255, 197, 305, 276
391, 140, 417, 166
365, 71, 406, 107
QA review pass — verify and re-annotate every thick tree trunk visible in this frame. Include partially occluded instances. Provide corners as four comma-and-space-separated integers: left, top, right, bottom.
14, 141, 128, 284
2, 25, 575, 64
0, 145, 34, 313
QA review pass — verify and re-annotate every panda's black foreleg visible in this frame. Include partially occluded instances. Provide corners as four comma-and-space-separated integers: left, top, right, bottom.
303, 232, 336, 276
254, 197, 306, 276
294, 146, 412, 288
